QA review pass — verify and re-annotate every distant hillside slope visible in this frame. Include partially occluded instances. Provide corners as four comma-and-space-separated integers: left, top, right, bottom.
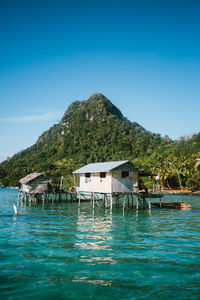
0, 93, 163, 186
0, 93, 200, 190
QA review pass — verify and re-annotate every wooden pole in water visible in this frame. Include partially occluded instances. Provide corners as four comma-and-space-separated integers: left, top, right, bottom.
149, 199, 151, 211
136, 196, 139, 210
127, 194, 130, 208
131, 194, 134, 208
78, 192, 81, 208
123, 198, 125, 212
17, 191, 20, 203
24, 193, 27, 204
110, 194, 113, 211
117, 194, 120, 208
13, 204, 18, 215
20, 192, 24, 203
92, 193, 94, 209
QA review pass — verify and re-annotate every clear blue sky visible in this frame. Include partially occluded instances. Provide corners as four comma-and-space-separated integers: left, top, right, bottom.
0, 0, 200, 162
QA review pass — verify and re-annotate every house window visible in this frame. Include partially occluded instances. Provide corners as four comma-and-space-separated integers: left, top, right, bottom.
100, 172, 106, 178
85, 172, 91, 183
122, 171, 129, 178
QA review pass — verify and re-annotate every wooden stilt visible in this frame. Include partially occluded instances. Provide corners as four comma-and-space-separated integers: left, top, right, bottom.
138, 196, 143, 207
105, 194, 108, 208
110, 194, 113, 211
149, 199, 151, 211
123, 199, 125, 211
17, 191, 20, 204
136, 196, 139, 210
127, 194, 130, 208
116, 194, 119, 207
92, 193, 94, 209
131, 194, 134, 208
24, 193, 27, 204
13, 204, 18, 215
78, 192, 81, 208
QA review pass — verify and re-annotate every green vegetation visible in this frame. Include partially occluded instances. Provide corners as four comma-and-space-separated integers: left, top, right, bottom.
0, 92, 200, 190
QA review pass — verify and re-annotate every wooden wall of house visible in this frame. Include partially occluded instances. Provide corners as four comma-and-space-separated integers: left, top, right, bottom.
78, 168, 139, 194
111, 170, 133, 193
79, 172, 112, 193
21, 176, 50, 193
111, 170, 138, 193
111, 163, 138, 193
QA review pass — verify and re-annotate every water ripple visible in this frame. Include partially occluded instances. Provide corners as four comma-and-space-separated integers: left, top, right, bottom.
1, 189, 200, 299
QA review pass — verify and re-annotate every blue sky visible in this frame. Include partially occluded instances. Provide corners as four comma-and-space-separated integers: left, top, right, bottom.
0, 0, 200, 162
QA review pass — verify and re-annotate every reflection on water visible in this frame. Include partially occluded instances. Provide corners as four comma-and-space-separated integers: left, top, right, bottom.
0, 189, 200, 299
73, 276, 113, 287
75, 211, 116, 265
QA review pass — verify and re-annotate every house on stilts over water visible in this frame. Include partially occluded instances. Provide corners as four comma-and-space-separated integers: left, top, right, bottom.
19, 172, 53, 201
18, 161, 164, 209
72, 160, 145, 209
73, 160, 138, 194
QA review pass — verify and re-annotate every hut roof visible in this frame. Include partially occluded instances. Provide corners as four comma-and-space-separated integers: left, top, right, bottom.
19, 172, 44, 184
73, 160, 137, 174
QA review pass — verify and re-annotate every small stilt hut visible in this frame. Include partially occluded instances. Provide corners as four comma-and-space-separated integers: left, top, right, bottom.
19, 172, 52, 201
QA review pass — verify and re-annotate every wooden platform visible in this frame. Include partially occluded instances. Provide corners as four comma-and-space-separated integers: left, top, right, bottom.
18, 190, 78, 202
138, 192, 164, 198
18, 190, 190, 211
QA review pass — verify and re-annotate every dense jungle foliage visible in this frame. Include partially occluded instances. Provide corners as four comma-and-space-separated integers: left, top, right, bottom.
0, 93, 200, 190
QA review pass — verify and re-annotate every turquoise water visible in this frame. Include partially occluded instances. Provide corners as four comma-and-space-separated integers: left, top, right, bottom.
0, 188, 200, 299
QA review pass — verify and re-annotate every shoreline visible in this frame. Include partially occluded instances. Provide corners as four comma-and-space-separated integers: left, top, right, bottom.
161, 189, 200, 195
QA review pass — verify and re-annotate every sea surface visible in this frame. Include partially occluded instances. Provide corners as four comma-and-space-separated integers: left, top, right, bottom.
0, 188, 200, 300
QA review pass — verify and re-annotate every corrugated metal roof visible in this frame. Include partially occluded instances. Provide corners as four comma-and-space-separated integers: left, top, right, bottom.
73, 160, 133, 173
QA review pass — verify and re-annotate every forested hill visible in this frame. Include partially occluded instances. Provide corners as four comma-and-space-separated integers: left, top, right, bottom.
0, 93, 200, 190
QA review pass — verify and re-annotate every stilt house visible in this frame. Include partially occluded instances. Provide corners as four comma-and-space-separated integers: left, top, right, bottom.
19, 173, 52, 194
73, 160, 138, 193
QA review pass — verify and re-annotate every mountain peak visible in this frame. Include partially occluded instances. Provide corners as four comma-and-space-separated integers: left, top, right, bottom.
87, 92, 108, 103
63, 93, 123, 121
